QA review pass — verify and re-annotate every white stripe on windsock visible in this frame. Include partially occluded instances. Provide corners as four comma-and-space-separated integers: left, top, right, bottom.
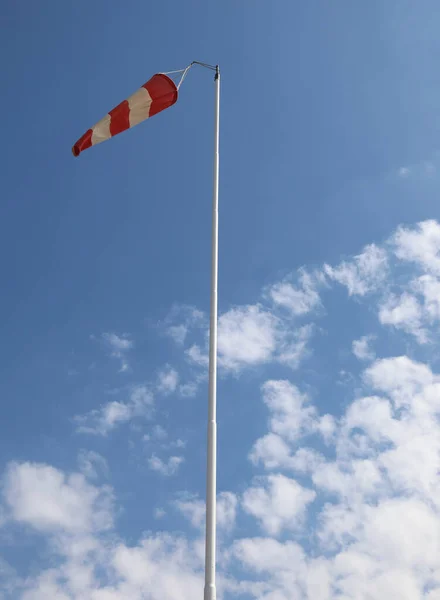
128, 86, 153, 127
91, 114, 112, 146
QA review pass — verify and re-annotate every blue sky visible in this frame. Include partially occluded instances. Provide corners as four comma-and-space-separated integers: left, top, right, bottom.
2, 1, 440, 598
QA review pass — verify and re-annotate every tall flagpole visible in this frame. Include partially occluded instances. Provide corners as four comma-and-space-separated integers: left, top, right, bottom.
72, 59, 221, 600
204, 64, 220, 600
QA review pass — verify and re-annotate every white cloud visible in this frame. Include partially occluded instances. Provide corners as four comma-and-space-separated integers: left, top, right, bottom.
77, 450, 108, 480
217, 305, 278, 370
143, 424, 168, 443
78, 401, 131, 435
249, 433, 294, 470
392, 220, 440, 274
289, 447, 326, 473
242, 474, 316, 536
143, 429, 187, 457
175, 279, 320, 378
352, 335, 376, 361
237, 348, 440, 597
324, 243, 388, 296
16, 529, 204, 600
414, 274, 440, 320
217, 492, 238, 532
75, 384, 154, 435
249, 433, 324, 474
152, 424, 168, 440
361, 498, 440, 570
109, 534, 203, 599
174, 494, 205, 529
398, 166, 410, 178
179, 371, 207, 398
312, 458, 384, 501
148, 455, 184, 476
217, 306, 313, 372
185, 344, 209, 368
276, 324, 314, 369
163, 305, 205, 346
166, 324, 188, 346
3, 462, 113, 534
396, 158, 437, 181
157, 366, 179, 395
260, 380, 317, 442
249, 380, 333, 474
102, 332, 133, 352
317, 414, 337, 443
241, 352, 440, 597
378, 292, 426, 342
231, 536, 306, 574
179, 381, 199, 398
268, 270, 321, 316
102, 332, 133, 372
344, 395, 397, 444
364, 355, 436, 404
185, 304, 313, 373
21, 575, 72, 600
379, 431, 440, 499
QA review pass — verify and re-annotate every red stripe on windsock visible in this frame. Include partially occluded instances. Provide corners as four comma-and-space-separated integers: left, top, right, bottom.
109, 100, 130, 137
72, 129, 93, 157
72, 73, 178, 157
145, 74, 178, 117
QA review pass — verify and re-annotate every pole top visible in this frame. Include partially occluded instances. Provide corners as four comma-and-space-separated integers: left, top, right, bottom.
192, 61, 219, 74
190, 61, 220, 81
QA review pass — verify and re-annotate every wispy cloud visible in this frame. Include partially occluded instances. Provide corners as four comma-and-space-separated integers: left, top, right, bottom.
156, 365, 179, 395
148, 455, 184, 476
352, 335, 376, 361
396, 155, 437, 180
267, 270, 323, 316
77, 450, 109, 480
398, 166, 411, 178
74, 384, 153, 435
378, 292, 427, 342
173, 493, 205, 529
185, 343, 209, 368
5, 219, 440, 599
179, 380, 200, 398
324, 243, 388, 296
101, 332, 134, 372
143, 424, 168, 443
162, 305, 205, 346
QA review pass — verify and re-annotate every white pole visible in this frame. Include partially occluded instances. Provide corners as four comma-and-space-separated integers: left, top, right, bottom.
204, 65, 220, 600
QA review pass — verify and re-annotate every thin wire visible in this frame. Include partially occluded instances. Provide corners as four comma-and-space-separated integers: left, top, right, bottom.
177, 64, 193, 89
161, 60, 218, 91
191, 61, 217, 71
160, 63, 195, 90
161, 68, 188, 75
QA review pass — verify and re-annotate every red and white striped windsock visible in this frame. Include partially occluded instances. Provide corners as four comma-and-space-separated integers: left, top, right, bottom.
72, 73, 178, 156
